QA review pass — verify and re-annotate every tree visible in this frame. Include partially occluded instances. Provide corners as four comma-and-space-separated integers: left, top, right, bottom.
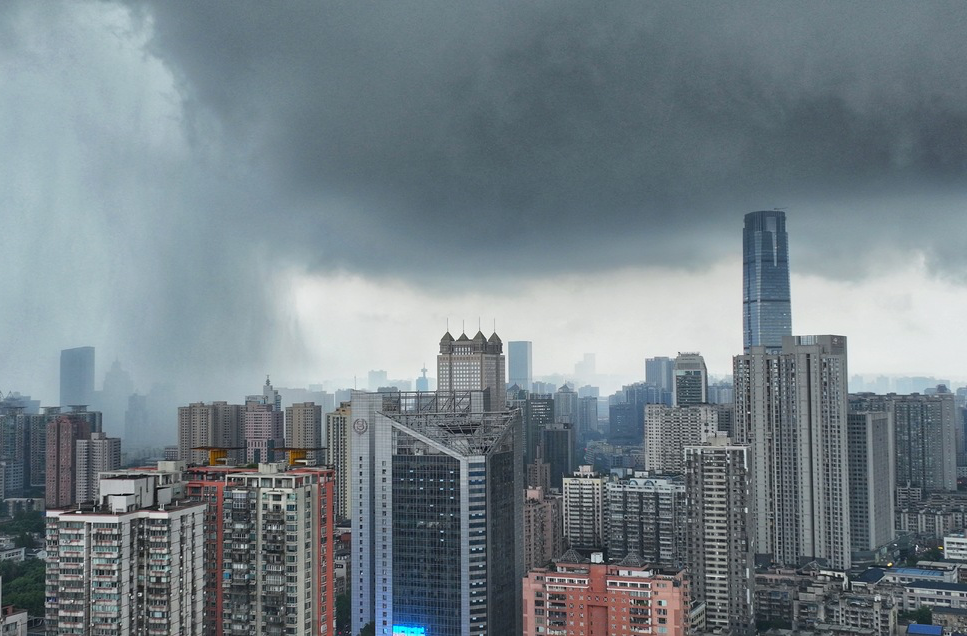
336, 592, 350, 631
899, 607, 932, 625
359, 622, 375, 636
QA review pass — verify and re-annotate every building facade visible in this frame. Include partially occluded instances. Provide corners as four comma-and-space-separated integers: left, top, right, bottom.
734, 335, 852, 569
45, 466, 206, 635
437, 331, 505, 409
684, 440, 755, 635
522, 551, 691, 636
743, 210, 792, 353
325, 401, 352, 520
644, 404, 720, 473
523, 486, 565, 572
74, 431, 121, 503
351, 390, 523, 636
846, 410, 896, 557
60, 346, 95, 408
285, 401, 323, 464
562, 465, 607, 552
508, 341, 533, 392
605, 473, 687, 567
673, 352, 708, 406
177, 401, 243, 466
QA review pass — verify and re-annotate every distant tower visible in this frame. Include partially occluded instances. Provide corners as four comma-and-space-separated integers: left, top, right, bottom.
645, 356, 674, 393
743, 210, 792, 352
508, 341, 533, 392
60, 346, 95, 407
437, 330, 505, 409
416, 365, 430, 391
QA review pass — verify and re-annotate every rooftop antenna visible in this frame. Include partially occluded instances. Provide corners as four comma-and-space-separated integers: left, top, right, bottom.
462, 319, 465, 334
478, 317, 481, 332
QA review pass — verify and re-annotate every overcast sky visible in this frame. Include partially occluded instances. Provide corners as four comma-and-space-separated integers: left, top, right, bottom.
2, 1, 967, 403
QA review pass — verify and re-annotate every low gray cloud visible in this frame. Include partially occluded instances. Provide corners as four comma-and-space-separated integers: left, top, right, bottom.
140, 0, 967, 277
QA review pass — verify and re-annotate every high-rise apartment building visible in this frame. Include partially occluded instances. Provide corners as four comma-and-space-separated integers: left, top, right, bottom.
684, 439, 754, 635
523, 552, 691, 636
553, 383, 577, 425
508, 341, 533, 392
743, 210, 792, 352
541, 424, 574, 490
734, 335, 851, 569
644, 404, 720, 473
673, 352, 708, 406
605, 473, 687, 566
561, 465, 607, 551
850, 392, 956, 494
325, 401, 352, 519
215, 464, 336, 636
75, 431, 121, 503
243, 401, 284, 463
522, 486, 565, 572
846, 410, 896, 557
45, 465, 206, 635
45, 412, 93, 508
60, 346, 95, 408
524, 394, 554, 467
177, 401, 244, 465
437, 331, 505, 408
351, 390, 523, 636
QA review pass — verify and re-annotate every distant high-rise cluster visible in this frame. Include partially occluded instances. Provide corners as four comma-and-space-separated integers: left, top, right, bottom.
34, 210, 967, 636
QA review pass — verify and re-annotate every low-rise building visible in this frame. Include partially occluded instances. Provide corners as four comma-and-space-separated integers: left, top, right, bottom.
522, 550, 691, 636
904, 581, 967, 612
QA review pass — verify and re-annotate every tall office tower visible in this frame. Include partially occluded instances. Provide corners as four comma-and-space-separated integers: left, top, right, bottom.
351, 390, 523, 636
437, 330, 506, 409
177, 401, 244, 465
850, 392, 956, 493
45, 413, 92, 508
541, 424, 574, 490
605, 473, 687, 566
45, 465, 206, 635
96, 359, 134, 437
285, 401, 322, 463
60, 346, 95, 407
645, 356, 674, 394
684, 439, 755, 636
508, 341, 534, 391
243, 401, 284, 463
124, 393, 149, 449
522, 486, 565, 571
524, 394, 554, 467
743, 210, 792, 352
734, 335, 851, 569
577, 395, 598, 445
673, 352, 708, 406
554, 383, 578, 424
644, 404, 720, 473
562, 465, 607, 551
212, 464, 336, 636
846, 410, 896, 558
522, 553, 691, 636
74, 431, 121, 503
325, 401, 352, 520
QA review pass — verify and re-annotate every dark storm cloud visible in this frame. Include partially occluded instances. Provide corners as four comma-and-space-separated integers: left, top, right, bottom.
139, 0, 967, 278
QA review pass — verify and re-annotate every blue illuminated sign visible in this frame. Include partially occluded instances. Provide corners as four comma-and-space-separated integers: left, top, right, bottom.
393, 626, 426, 636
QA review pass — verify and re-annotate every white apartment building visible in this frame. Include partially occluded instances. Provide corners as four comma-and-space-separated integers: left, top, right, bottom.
45, 466, 205, 635
561, 465, 607, 551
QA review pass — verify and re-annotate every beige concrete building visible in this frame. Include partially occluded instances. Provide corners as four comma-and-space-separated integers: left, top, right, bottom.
644, 403, 720, 473
562, 465, 607, 551
325, 401, 352, 520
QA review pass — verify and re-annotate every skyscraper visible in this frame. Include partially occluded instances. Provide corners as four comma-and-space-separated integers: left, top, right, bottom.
75, 431, 121, 503
325, 401, 352, 520
743, 210, 792, 352
734, 335, 851, 569
438, 331, 506, 408
351, 390, 523, 636
177, 401, 244, 466
60, 346, 95, 407
508, 341, 533, 392
45, 411, 93, 508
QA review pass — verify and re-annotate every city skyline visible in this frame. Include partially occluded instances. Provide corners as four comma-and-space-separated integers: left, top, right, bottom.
5, 2, 967, 405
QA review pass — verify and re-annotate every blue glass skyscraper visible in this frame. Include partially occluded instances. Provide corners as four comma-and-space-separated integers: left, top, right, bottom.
743, 211, 791, 352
